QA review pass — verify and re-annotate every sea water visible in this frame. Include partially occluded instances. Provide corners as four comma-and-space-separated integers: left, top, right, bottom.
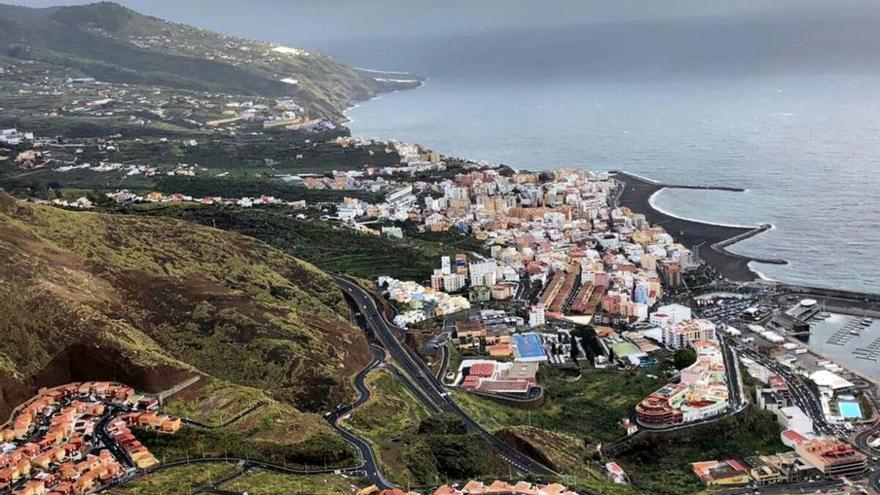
346, 73, 880, 294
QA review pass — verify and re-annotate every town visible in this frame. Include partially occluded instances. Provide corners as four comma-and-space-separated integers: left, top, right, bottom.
7, 124, 880, 494
0, 4, 878, 493
0, 382, 180, 495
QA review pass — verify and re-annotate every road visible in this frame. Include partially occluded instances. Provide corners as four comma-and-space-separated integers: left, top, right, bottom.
736, 346, 832, 435
95, 406, 135, 469
324, 341, 396, 489
333, 275, 559, 477
435, 342, 451, 381
632, 335, 747, 433
852, 388, 880, 493
115, 344, 396, 492
182, 401, 268, 430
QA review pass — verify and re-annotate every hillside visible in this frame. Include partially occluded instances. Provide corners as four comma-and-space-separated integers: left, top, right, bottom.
0, 2, 418, 121
0, 190, 372, 420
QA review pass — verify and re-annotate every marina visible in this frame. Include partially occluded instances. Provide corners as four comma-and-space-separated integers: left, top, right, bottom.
805, 313, 880, 381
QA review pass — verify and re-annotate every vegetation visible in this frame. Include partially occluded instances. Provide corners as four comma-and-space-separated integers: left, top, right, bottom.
139, 424, 356, 469
571, 325, 603, 365
219, 470, 365, 495
153, 176, 383, 203
160, 379, 267, 426
0, 2, 409, 120
129, 205, 484, 281
402, 414, 503, 488
145, 380, 360, 468
347, 368, 432, 485
452, 367, 787, 495
0, 191, 370, 433
673, 348, 697, 370
452, 367, 662, 444
106, 463, 238, 495
617, 406, 787, 495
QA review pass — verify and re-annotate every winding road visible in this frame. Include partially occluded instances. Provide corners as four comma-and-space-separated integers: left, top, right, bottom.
333, 275, 559, 478
324, 342, 396, 489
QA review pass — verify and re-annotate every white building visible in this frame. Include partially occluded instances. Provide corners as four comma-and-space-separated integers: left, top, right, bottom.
468, 260, 498, 287
809, 370, 854, 392
529, 304, 546, 328
441, 256, 451, 275
776, 405, 815, 438
662, 319, 716, 350
381, 226, 403, 238
650, 304, 692, 326
385, 185, 415, 207
442, 273, 466, 293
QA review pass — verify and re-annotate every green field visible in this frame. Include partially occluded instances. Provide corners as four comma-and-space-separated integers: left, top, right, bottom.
346, 368, 432, 486
450, 367, 787, 495
452, 367, 662, 444
142, 378, 360, 469
617, 406, 787, 495
219, 470, 365, 495
107, 463, 238, 495
129, 205, 485, 281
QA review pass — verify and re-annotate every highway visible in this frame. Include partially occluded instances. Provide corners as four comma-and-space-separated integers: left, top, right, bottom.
735, 346, 833, 435
721, 335, 746, 411
852, 387, 880, 493
333, 275, 559, 477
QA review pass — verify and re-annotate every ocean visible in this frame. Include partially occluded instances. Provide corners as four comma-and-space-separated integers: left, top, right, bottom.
330, 20, 880, 295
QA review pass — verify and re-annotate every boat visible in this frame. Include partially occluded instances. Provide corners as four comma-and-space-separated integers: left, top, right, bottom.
820, 312, 831, 318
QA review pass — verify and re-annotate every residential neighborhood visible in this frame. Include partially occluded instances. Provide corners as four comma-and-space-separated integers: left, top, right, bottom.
0, 382, 180, 495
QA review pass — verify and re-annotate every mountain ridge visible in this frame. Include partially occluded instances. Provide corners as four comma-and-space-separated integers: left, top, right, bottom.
0, 1, 420, 121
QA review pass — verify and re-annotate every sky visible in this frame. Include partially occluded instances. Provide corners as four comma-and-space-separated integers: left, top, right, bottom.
8, 0, 879, 50
7, 0, 880, 77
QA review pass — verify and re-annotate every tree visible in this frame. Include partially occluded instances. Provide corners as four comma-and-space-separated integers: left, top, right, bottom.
673, 348, 697, 370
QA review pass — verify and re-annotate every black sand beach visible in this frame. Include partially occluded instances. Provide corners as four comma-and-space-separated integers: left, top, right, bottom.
611, 171, 786, 282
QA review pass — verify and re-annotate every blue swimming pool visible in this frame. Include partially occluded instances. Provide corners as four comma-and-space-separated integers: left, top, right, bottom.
838, 401, 862, 419
512, 333, 547, 361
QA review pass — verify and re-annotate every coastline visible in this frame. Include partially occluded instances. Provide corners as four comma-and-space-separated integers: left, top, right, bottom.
343, 76, 427, 126
647, 188, 756, 230
610, 170, 784, 282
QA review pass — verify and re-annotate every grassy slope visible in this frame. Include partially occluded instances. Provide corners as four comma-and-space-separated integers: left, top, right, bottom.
130, 205, 485, 281
106, 464, 238, 495
346, 368, 432, 486
142, 377, 359, 467
451, 367, 786, 495
452, 368, 662, 444
0, 191, 371, 419
617, 406, 786, 495
219, 470, 364, 495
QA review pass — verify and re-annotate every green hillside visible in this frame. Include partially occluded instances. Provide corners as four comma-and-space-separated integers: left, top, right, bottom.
0, 190, 372, 420
0, 2, 418, 120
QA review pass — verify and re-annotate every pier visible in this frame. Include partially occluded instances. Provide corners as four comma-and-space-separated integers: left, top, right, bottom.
711, 224, 788, 265
610, 171, 780, 281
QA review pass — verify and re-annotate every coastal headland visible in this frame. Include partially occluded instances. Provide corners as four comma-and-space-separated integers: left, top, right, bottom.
610, 170, 786, 282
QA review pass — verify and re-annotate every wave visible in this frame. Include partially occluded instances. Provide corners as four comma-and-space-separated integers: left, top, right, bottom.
647, 188, 757, 230
617, 170, 661, 184
354, 67, 413, 75
747, 263, 778, 282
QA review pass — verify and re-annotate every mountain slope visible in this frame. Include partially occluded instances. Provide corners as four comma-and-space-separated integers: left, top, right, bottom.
0, 190, 371, 420
0, 2, 417, 120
